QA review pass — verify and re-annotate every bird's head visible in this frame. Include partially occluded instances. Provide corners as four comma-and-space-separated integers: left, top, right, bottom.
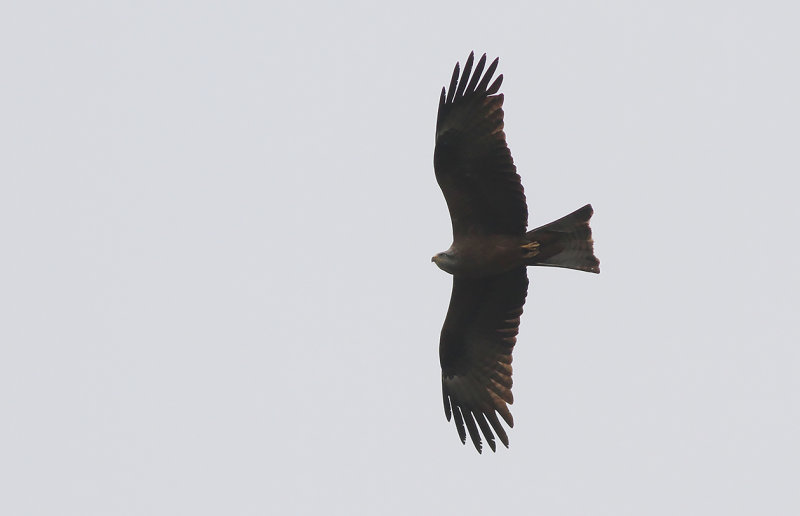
431, 251, 456, 274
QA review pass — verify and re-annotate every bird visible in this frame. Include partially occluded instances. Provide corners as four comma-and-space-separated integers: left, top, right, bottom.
432, 52, 600, 453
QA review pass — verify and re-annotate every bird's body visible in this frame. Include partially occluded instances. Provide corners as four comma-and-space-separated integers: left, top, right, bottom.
433, 52, 599, 453
433, 233, 525, 277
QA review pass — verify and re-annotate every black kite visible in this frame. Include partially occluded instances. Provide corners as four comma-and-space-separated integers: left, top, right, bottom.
432, 52, 600, 452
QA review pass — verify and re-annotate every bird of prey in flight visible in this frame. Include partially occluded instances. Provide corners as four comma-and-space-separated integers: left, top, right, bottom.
432, 52, 600, 452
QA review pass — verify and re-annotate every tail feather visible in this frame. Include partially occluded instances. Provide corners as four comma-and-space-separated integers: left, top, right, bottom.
526, 204, 599, 273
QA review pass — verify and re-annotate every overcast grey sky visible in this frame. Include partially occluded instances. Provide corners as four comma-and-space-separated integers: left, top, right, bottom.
2, 1, 798, 515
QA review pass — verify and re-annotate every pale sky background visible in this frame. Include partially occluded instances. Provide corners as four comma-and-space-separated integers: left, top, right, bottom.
2, 1, 798, 515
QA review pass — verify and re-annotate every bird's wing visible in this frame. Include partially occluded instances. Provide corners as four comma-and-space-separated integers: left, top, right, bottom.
439, 267, 528, 452
434, 52, 528, 237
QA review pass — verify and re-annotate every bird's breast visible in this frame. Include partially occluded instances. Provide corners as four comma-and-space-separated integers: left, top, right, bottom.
447, 235, 525, 278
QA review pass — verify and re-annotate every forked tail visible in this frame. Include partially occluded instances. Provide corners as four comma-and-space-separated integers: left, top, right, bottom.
526, 204, 600, 273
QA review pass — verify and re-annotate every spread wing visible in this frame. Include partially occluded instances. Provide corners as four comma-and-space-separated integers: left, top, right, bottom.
434, 52, 528, 237
440, 267, 529, 452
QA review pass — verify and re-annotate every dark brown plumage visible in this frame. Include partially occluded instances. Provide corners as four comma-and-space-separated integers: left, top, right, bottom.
432, 52, 600, 453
